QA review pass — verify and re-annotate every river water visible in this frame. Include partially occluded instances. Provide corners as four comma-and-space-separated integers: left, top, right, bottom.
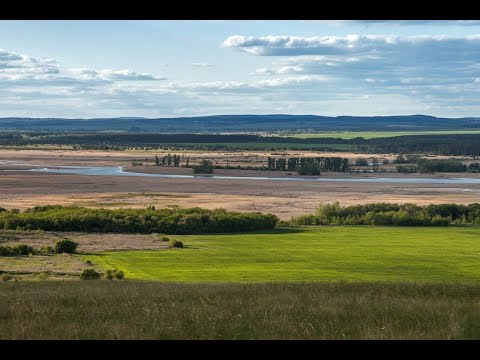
8, 164, 480, 185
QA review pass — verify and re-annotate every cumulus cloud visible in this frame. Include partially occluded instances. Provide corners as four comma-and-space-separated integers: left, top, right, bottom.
0, 49, 59, 74
254, 65, 304, 75
192, 62, 213, 67
225, 34, 480, 92
220, 33, 480, 117
222, 34, 480, 57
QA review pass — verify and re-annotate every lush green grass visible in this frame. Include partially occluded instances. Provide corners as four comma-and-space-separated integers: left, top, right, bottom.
1, 281, 480, 339
85, 227, 480, 282
285, 130, 480, 139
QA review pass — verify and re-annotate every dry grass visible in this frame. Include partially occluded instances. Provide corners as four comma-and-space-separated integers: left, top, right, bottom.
0, 254, 92, 276
0, 230, 170, 252
0, 281, 479, 339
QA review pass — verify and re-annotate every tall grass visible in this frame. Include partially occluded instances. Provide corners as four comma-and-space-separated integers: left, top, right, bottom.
1, 281, 480, 339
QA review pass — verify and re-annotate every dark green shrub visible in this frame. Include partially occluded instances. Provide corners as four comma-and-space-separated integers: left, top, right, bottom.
114, 270, 125, 279
85, 260, 93, 266
169, 239, 184, 248
297, 161, 321, 176
105, 269, 125, 280
55, 239, 78, 254
0, 246, 14, 256
193, 160, 214, 174
0, 244, 35, 256
158, 234, 170, 242
355, 158, 369, 166
79, 269, 100, 280
13, 244, 35, 255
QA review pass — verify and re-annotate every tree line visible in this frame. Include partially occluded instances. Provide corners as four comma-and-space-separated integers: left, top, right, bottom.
288, 202, 480, 226
391, 154, 479, 173
3, 132, 480, 156
0, 206, 278, 234
267, 157, 350, 174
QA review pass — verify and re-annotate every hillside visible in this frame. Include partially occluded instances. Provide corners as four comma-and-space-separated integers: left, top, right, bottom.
1, 114, 479, 133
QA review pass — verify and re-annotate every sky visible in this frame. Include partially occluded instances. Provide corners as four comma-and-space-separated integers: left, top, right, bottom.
1, 20, 480, 118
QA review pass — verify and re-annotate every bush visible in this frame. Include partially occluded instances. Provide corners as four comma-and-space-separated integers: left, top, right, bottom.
193, 160, 214, 174
55, 239, 78, 254
355, 158, 369, 166
158, 234, 170, 242
85, 260, 93, 266
0, 246, 14, 256
169, 239, 184, 248
39, 246, 54, 255
0, 244, 35, 256
13, 244, 35, 255
105, 269, 125, 280
79, 269, 100, 280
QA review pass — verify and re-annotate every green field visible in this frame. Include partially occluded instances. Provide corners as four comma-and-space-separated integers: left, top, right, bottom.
85, 227, 480, 282
284, 130, 480, 139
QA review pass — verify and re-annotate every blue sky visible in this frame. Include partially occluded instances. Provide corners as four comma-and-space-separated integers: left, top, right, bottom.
1, 20, 480, 118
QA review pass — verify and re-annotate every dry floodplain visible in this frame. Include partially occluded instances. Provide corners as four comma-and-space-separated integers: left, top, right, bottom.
1, 149, 480, 219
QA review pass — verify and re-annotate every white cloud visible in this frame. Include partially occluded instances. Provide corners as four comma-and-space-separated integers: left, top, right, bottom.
69, 68, 164, 81
170, 75, 329, 92
223, 34, 480, 57
192, 62, 213, 67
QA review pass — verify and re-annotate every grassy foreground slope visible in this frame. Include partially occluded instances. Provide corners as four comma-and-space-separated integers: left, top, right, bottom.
1, 281, 480, 339
86, 227, 480, 282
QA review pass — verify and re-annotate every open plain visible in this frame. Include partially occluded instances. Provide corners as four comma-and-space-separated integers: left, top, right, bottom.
1, 150, 480, 219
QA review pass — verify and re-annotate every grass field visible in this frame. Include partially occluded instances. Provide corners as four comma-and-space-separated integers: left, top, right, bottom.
284, 130, 480, 139
1, 281, 480, 339
85, 227, 480, 282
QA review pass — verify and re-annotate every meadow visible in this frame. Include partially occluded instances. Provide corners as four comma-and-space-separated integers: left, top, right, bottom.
1, 281, 480, 339
85, 226, 480, 282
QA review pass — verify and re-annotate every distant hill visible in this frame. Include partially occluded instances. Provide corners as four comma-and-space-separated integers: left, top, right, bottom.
0, 114, 479, 133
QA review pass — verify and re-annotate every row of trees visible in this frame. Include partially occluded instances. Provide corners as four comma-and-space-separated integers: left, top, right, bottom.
289, 202, 480, 226
393, 157, 479, 173
267, 157, 350, 174
154, 154, 185, 167
0, 206, 278, 234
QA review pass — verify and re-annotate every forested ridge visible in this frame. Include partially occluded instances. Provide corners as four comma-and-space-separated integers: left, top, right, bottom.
2, 132, 480, 156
